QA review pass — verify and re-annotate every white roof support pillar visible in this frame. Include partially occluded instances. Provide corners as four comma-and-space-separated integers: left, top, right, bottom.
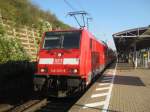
134, 42, 138, 69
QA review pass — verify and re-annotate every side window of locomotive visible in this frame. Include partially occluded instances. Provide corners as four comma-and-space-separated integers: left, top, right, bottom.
90, 39, 92, 49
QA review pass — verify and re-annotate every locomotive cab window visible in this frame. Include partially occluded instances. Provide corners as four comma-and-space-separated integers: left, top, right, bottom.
43, 37, 61, 49
43, 31, 81, 49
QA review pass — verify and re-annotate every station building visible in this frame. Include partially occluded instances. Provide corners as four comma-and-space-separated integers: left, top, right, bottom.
113, 26, 150, 68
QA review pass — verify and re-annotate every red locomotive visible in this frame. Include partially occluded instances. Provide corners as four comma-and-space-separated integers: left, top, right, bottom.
34, 28, 115, 97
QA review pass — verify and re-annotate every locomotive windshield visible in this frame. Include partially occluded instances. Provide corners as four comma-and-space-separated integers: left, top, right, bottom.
43, 31, 81, 49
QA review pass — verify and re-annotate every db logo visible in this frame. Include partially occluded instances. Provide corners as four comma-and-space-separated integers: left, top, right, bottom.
53, 58, 63, 64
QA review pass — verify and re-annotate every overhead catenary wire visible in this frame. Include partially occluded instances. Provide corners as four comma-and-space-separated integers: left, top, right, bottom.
73, 0, 84, 11
64, 0, 92, 29
74, 0, 93, 29
64, 0, 76, 11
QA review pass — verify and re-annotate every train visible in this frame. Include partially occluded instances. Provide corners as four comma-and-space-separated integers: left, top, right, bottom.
33, 28, 116, 97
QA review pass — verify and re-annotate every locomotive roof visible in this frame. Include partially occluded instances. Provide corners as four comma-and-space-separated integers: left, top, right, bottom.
47, 28, 82, 32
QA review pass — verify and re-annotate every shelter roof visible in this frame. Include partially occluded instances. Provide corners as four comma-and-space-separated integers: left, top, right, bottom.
113, 26, 150, 52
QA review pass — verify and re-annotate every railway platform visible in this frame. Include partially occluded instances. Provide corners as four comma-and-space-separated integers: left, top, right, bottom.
69, 62, 150, 112
108, 63, 150, 112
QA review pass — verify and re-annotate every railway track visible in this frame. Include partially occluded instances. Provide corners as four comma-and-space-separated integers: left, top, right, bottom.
5, 99, 48, 112
2, 97, 80, 112
36, 96, 80, 112
0, 96, 80, 112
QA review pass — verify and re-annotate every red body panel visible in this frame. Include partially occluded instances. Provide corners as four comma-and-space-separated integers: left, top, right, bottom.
37, 49, 80, 75
35, 28, 113, 86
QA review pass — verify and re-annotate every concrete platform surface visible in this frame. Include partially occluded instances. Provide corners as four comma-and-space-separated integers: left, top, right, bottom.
109, 63, 150, 112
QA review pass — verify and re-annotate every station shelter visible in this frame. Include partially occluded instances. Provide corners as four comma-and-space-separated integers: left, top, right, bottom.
113, 26, 150, 68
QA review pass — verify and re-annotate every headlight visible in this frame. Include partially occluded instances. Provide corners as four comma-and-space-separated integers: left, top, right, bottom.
40, 68, 47, 73
73, 69, 78, 73
69, 68, 79, 74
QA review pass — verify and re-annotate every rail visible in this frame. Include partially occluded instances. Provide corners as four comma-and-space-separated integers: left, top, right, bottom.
7, 99, 47, 112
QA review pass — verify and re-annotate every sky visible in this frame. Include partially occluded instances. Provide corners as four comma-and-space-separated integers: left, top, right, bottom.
31, 0, 150, 50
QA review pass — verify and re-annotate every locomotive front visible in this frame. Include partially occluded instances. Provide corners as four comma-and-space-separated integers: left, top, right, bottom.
34, 30, 84, 97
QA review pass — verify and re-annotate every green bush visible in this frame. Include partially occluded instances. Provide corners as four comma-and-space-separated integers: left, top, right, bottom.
0, 25, 29, 63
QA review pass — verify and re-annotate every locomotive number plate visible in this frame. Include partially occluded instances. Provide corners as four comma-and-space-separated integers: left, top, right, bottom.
53, 58, 63, 64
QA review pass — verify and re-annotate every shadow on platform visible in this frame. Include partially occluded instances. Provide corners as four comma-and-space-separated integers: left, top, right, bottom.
97, 62, 145, 87
113, 75, 145, 86
97, 75, 145, 87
